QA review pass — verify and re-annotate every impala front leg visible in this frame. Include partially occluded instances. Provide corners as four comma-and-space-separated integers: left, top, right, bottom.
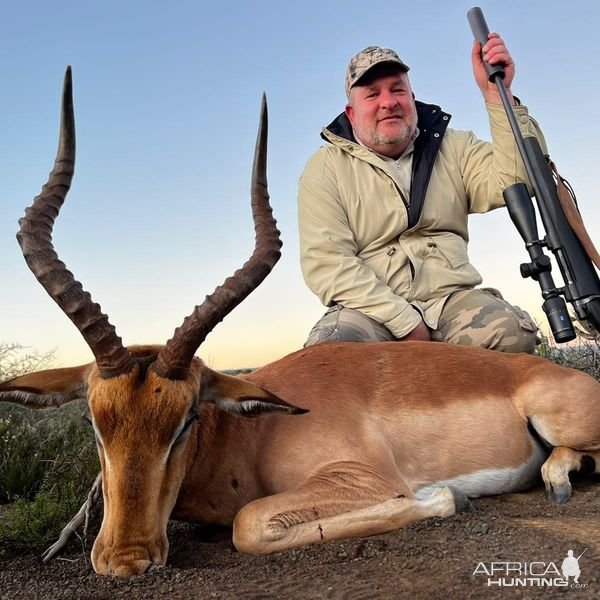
232, 462, 471, 555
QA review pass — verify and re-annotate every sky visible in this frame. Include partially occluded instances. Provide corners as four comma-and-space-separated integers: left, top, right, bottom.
1, 0, 599, 370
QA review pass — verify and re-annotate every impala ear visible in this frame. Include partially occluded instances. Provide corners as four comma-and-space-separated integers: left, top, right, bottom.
198, 368, 308, 418
0, 364, 92, 408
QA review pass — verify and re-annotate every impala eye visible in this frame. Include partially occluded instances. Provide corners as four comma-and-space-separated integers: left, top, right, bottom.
81, 413, 105, 448
173, 410, 199, 446
184, 408, 199, 429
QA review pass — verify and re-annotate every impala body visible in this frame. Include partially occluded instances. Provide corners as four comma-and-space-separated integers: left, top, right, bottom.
1, 69, 599, 577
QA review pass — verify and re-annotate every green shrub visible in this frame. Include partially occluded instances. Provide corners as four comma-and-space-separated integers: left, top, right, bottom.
0, 403, 99, 551
0, 343, 100, 552
537, 332, 600, 381
1, 479, 89, 551
0, 409, 59, 503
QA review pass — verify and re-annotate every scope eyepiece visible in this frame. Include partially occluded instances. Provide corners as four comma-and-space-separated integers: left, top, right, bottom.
543, 296, 576, 343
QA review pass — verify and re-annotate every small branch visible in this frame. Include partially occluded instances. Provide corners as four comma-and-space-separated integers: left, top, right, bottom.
42, 472, 102, 563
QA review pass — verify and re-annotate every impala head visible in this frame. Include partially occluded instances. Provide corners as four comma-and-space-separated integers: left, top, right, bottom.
85, 345, 301, 576
0, 68, 304, 576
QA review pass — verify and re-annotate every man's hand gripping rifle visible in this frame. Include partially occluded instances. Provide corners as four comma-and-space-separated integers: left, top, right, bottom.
468, 7, 600, 343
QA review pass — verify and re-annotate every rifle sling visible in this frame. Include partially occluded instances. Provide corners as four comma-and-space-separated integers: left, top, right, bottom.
550, 160, 600, 271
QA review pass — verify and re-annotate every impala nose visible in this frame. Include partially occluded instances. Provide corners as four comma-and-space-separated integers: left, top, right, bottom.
93, 545, 166, 577
109, 558, 153, 577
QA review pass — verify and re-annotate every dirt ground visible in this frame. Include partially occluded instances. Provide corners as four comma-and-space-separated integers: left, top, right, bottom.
1, 477, 598, 600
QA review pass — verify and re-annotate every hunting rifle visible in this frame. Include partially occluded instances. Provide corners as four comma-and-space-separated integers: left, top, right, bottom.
467, 7, 600, 343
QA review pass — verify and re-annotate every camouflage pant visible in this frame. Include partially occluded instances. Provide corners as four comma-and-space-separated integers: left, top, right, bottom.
304, 288, 539, 353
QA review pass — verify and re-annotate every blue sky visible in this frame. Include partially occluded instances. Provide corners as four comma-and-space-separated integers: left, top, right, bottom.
2, 0, 599, 369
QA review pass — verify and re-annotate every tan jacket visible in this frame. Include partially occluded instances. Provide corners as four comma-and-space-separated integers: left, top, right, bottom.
298, 101, 546, 337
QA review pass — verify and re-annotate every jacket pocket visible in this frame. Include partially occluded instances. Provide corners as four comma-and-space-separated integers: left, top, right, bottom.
361, 247, 394, 281
428, 233, 469, 268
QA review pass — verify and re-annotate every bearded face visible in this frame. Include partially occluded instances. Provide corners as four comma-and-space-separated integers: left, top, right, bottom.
346, 70, 418, 159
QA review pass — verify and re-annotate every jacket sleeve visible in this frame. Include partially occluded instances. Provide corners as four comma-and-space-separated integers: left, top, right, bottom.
298, 151, 421, 338
461, 103, 548, 214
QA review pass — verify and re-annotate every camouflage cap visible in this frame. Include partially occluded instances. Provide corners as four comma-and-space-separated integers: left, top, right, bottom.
345, 46, 410, 98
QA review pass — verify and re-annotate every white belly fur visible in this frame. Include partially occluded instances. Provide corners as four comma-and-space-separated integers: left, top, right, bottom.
414, 436, 547, 500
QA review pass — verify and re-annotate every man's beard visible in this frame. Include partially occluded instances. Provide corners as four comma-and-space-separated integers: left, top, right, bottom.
355, 114, 418, 150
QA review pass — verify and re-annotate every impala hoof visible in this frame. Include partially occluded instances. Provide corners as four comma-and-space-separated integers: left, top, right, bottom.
545, 482, 572, 505
448, 486, 474, 513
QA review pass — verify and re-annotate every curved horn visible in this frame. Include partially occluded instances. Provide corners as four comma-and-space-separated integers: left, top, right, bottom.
17, 67, 133, 379
152, 95, 281, 380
